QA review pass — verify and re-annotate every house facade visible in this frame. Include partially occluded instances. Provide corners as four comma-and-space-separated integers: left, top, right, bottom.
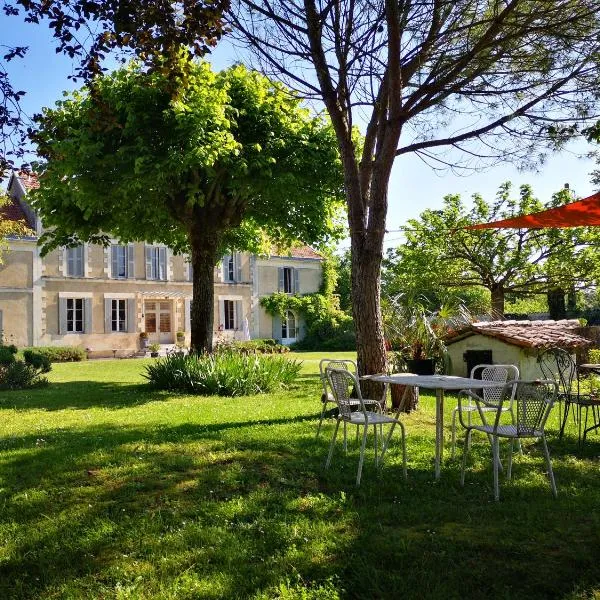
0, 172, 322, 355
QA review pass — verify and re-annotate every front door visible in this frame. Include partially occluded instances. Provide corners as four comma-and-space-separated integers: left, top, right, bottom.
144, 300, 173, 343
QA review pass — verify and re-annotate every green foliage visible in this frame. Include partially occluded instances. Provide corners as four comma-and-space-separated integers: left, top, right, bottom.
588, 349, 600, 364
31, 58, 345, 257
21, 346, 86, 362
332, 250, 352, 314
385, 182, 600, 317
261, 292, 355, 351
0, 354, 50, 390
216, 338, 290, 354
143, 351, 302, 396
22, 350, 52, 373
0, 345, 17, 365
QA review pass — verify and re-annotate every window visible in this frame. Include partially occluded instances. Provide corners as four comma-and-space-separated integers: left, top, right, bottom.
223, 299, 236, 330
279, 267, 298, 294
66, 298, 85, 333
111, 299, 127, 332
145, 246, 167, 280
111, 244, 133, 279
282, 310, 297, 339
66, 245, 84, 277
222, 253, 240, 283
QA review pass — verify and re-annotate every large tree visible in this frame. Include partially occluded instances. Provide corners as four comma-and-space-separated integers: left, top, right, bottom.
228, 0, 600, 377
0, 191, 30, 262
387, 183, 600, 318
30, 58, 344, 351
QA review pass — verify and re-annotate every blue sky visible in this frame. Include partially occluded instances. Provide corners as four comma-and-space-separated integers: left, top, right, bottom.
2, 14, 598, 249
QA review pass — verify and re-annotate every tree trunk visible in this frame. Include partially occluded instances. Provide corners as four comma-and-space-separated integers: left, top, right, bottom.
189, 223, 222, 354
490, 284, 505, 319
547, 287, 566, 320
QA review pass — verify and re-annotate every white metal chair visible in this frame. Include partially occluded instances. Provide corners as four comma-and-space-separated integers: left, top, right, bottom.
450, 364, 520, 458
324, 368, 406, 486
316, 359, 384, 442
459, 379, 558, 501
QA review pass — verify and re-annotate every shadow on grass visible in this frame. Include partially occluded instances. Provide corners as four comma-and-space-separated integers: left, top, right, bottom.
0, 376, 321, 412
2, 415, 600, 598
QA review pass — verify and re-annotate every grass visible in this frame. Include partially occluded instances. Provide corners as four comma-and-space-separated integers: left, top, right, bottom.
1, 352, 600, 599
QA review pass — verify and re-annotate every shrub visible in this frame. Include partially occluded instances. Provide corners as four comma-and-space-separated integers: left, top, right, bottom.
0, 345, 17, 365
20, 346, 86, 362
0, 361, 49, 390
143, 351, 302, 396
22, 350, 52, 373
216, 339, 290, 354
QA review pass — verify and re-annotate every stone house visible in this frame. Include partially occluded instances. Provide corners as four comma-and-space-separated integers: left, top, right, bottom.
0, 172, 322, 354
445, 319, 593, 379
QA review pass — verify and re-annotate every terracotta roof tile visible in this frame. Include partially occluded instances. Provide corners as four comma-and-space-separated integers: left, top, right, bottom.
272, 246, 322, 260
16, 171, 39, 191
447, 319, 592, 349
0, 195, 31, 227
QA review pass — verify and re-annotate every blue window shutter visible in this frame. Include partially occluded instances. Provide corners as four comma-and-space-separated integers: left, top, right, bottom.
235, 253, 242, 282
159, 247, 167, 280
127, 298, 137, 332
111, 245, 118, 279
145, 247, 152, 279
293, 268, 300, 294
127, 244, 135, 279
104, 298, 112, 333
235, 300, 243, 330
59, 297, 67, 334
84, 298, 92, 333
272, 314, 281, 340
278, 267, 284, 292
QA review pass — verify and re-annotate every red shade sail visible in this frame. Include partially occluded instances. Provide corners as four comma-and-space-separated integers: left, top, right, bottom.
467, 192, 600, 229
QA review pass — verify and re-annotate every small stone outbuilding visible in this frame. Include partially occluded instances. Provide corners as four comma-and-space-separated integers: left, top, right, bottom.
445, 320, 593, 379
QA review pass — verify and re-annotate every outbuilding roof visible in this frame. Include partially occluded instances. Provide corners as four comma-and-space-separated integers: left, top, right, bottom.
446, 319, 592, 349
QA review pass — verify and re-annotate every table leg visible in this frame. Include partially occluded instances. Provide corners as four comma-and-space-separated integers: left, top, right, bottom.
435, 388, 444, 479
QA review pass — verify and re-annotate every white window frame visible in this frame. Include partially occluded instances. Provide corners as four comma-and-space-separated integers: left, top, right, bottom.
146, 245, 167, 281
59, 292, 93, 335
66, 298, 85, 333
111, 298, 128, 332
279, 266, 299, 294
281, 310, 297, 340
223, 299, 236, 330
111, 243, 134, 279
65, 245, 85, 278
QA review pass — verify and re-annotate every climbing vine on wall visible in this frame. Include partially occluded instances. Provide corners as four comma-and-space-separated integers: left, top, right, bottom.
260, 255, 355, 350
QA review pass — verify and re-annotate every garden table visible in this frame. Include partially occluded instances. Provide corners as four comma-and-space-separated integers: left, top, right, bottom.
362, 374, 506, 479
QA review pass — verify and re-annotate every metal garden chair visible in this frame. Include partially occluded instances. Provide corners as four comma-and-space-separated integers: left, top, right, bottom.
538, 348, 577, 438
316, 358, 384, 442
325, 368, 406, 486
450, 364, 520, 458
458, 379, 558, 501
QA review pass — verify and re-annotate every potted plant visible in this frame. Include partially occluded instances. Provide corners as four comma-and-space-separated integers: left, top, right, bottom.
176, 330, 185, 344
139, 331, 149, 349
148, 343, 160, 358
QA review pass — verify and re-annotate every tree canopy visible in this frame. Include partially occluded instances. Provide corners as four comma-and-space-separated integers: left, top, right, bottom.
229, 0, 600, 378
31, 56, 345, 350
386, 183, 600, 318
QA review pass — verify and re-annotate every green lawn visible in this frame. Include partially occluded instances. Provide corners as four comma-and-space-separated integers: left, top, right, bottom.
1, 352, 600, 599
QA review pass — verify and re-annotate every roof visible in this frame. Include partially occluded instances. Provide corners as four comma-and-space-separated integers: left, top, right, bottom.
0, 194, 34, 229
271, 246, 322, 260
15, 171, 40, 191
446, 319, 593, 349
